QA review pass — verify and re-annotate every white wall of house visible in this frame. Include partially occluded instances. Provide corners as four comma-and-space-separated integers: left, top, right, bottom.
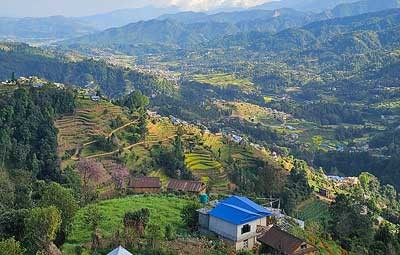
209, 216, 238, 241
209, 216, 267, 242
236, 217, 266, 241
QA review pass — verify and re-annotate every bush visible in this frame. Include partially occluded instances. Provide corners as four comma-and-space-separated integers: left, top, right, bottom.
165, 224, 175, 240
0, 237, 25, 255
181, 202, 201, 231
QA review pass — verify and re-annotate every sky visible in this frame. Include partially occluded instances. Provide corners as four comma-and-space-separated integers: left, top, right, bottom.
1, 0, 273, 17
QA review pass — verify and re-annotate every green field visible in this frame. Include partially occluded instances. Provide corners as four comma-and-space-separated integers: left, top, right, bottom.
192, 73, 254, 90
296, 198, 331, 224
374, 99, 400, 109
62, 195, 191, 255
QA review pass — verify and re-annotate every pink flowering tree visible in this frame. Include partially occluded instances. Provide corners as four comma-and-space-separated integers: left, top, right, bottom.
111, 164, 130, 190
76, 158, 103, 203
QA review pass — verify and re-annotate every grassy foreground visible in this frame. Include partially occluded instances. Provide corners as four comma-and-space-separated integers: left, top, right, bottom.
62, 195, 192, 255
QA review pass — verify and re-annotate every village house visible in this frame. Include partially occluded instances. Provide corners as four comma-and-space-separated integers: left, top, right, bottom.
318, 188, 331, 199
129, 177, 162, 194
232, 134, 244, 143
107, 246, 133, 255
33, 82, 44, 88
198, 196, 273, 251
169, 115, 182, 125
257, 225, 317, 255
146, 110, 162, 119
343, 177, 359, 186
91, 95, 101, 102
167, 179, 206, 194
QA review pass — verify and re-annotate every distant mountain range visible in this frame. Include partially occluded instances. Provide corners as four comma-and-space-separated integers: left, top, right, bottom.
221, 9, 400, 54
0, 5, 181, 42
0, 16, 96, 42
0, 0, 399, 43
329, 0, 400, 17
76, 5, 181, 30
252, 0, 361, 12
62, 10, 322, 48
157, 8, 315, 24
62, 0, 400, 50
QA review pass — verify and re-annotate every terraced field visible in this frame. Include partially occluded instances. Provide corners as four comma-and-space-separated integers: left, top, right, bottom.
0, 85, 16, 95
231, 147, 260, 167
184, 148, 230, 193
146, 119, 177, 142
55, 98, 129, 156
185, 153, 221, 171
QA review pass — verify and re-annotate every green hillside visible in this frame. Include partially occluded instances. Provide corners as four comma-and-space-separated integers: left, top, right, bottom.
62, 195, 191, 255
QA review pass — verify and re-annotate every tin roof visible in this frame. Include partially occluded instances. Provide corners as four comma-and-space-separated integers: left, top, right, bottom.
257, 226, 317, 255
167, 179, 205, 192
107, 246, 133, 255
208, 196, 272, 225
130, 177, 161, 188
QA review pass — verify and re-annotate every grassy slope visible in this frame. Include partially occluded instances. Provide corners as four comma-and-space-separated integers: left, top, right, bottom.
296, 198, 331, 223
62, 195, 191, 255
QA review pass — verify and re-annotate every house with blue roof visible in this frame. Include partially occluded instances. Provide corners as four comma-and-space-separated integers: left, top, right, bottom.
106, 246, 133, 255
198, 195, 272, 251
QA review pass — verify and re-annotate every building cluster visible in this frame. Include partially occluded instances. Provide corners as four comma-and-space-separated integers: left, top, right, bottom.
1, 76, 52, 88
169, 115, 189, 126
326, 175, 360, 189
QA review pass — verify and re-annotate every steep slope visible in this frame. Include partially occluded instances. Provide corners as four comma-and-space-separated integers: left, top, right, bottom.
0, 43, 174, 97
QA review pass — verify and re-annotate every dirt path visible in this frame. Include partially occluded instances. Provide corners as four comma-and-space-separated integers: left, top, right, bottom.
321, 241, 334, 255
86, 135, 177, 159
71, 120, 138, 161
107, 120, 138, 138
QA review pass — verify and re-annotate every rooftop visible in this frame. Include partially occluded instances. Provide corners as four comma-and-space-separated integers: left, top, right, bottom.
257, 226, 317, 255
130, 177, 161, 188
107, 246, 133, 255
167, 179, 205, 192
208, 195, 272, 225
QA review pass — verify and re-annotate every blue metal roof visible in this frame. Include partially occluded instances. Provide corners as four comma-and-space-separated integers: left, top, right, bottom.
107, 246, 133, 255
209, 196, 272, 225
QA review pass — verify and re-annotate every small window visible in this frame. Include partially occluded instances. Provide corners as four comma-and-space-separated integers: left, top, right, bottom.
241, 224, 251, 234
301, 244, 307, 250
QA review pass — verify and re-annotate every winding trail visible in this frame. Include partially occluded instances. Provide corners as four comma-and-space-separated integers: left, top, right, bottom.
71, 120, 138, 161
107, 120, 138, 138
86, 135, 177, 159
